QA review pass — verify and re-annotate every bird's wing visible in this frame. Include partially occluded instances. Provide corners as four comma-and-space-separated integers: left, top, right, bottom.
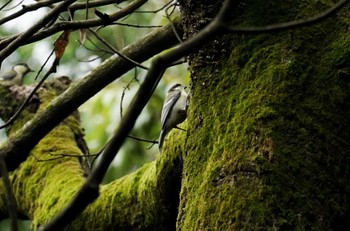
161, 90, 180, 129
0, 70, 16, 80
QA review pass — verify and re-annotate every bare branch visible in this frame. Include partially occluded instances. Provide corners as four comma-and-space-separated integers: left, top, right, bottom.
120, 70, 139, 119
89, 29, 148, 69
1, 0, 24, 11
0, 0, 60, 26
111, 21, 162, 28
225, 0, 350, 33
127, 134, 158, 144
165, 4, 182, 43
133, 0, 174, 14
0, 155, 18, 231
0, 0, 13, 11
68, 0, 126, 13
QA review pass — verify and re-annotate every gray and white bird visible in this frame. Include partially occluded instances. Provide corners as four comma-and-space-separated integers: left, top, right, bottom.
0, 63, 33, 85
159, 83, 189, 151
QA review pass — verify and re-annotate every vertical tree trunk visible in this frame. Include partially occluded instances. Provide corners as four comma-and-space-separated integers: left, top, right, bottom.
174, 0, 350, 229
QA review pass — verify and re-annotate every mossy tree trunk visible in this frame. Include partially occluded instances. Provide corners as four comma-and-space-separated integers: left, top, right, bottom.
1, 0, 350, 230
174, 0, 350, 230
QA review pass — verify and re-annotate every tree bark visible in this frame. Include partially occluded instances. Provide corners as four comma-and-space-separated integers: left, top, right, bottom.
175, 0, 350, 230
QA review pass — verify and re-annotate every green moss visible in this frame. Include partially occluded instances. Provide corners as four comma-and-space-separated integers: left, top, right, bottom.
0, 79, 87, 228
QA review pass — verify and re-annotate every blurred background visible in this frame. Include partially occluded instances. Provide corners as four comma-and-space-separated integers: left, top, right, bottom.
0, 0, 188, 230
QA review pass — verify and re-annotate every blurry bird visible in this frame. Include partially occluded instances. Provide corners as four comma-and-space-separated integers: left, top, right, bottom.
0, 63, 33, 85
159, 83, 189, 151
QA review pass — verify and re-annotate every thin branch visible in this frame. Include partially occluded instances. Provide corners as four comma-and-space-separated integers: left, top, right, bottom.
77, 36, 114, 55
0, 0, 76, 66
165, 3, 182, 43
127, 135, 158, 144
89, 29, 148, 69
120, 72, 139, 119
111, 21, 162, 28
0, 0, 60, 26
133, 0, 174, 14
225, 0, 350, 33
1, 0, 23, 11
32, 152, 101, 162
68, 0, 126, 13
0, 0, 13, 11
0, 154, 18, 231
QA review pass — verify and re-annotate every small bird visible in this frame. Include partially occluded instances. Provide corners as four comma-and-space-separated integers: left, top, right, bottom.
159, 83, 189, 151
0, 63, 33, 85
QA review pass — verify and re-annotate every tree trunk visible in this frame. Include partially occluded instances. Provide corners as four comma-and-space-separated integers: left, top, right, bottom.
175, 0, 350, 230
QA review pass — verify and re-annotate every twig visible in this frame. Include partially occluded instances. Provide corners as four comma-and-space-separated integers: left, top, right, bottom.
0, 0, 12, 11
127, 135, 158, 144
1, 0, 23, 11
0, 154, 18, 231
0, 0, 60, 26
68, 0, 126, 13
89, 29, 148, 69
133, 0, 174, 14
78, 36, 114, 55
111, 22, 162, 28
32, 152, 101, 162
165, 3, 182, 43
225, 0, 350, 33
120, 68, 140, 119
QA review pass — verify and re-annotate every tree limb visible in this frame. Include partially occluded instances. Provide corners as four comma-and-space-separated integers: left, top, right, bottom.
0, 0, 60, 26
224, 0, 350, 33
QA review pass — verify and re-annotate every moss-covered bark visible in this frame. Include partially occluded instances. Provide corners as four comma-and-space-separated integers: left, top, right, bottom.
175, 0, 350, 230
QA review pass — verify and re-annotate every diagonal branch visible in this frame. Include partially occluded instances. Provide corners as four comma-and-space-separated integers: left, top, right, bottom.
0, 0, 61, 26
224, 0, 350, 33
68, 0, 126, 13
